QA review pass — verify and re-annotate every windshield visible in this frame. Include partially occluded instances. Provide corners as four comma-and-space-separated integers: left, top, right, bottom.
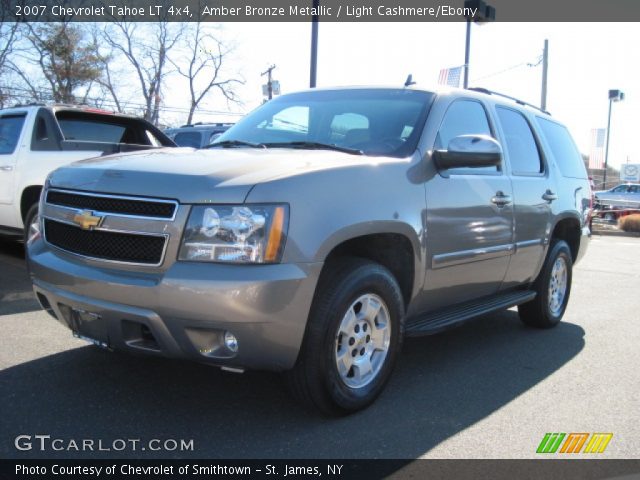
215, 88, 434, 158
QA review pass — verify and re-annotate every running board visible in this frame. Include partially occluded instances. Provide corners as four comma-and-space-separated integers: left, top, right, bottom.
405, 290, 536, 336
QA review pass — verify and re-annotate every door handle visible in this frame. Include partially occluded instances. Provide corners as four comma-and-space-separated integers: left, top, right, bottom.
542, 190, 558, 202
0, 165, 14, 171
491, 191, 512, 206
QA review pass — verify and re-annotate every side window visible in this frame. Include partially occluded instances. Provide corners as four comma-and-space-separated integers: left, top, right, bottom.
496, 108, 543, 175
0, 113, 27, 154
537, 117, 587, 179
435, 100, 498, 174
173, 131, 202, 148
628, 185, 638, 193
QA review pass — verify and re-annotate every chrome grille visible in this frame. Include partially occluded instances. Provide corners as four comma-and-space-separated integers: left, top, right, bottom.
46, 189, 176, 219
42, 189, 175, 266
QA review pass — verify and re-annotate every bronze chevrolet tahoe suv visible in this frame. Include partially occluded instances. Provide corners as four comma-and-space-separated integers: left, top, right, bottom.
27, 86, 591, 414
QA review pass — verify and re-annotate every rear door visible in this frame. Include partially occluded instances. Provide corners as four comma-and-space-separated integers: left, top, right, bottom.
423, 99, 514, 309
628, 185, 640, 205
494, 107, 554, 288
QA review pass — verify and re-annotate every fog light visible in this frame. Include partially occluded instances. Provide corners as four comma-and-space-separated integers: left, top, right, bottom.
224, 331, 238, 352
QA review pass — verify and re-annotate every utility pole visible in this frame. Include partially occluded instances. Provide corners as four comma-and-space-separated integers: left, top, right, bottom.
309, 0, 319, 88
541, 39, 549, 111
261, 64, 276, 100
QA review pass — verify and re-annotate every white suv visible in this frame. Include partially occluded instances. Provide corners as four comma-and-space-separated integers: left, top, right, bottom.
0, 104, 175, 242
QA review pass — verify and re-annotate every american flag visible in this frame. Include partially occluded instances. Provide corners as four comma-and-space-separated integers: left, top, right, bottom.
438, 66, 463, 88
589, 128, 606, 169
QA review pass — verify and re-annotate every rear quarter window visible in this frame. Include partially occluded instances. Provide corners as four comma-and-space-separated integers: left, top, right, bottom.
57, 119, 126, 143
536, 117, 587, 179
54, 111, 158, 146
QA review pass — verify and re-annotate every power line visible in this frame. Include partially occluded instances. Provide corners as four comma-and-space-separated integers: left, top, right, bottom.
0, 85, 246, 117
470, 54, 542, 83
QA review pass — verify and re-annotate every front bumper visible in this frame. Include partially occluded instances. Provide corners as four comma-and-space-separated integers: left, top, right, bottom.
575, 224, 591, 265
28, 238, 322, 371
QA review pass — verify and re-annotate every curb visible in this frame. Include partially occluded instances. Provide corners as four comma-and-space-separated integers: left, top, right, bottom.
591, 229, 640, 238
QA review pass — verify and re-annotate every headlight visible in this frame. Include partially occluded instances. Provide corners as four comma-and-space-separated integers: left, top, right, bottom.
178, 204, 288, 263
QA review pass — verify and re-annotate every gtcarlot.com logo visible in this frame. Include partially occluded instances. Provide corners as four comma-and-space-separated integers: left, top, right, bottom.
536, 433, 613, 454
15, 435, 194, 452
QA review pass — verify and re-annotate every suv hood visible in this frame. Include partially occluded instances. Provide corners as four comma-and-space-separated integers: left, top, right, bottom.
48, 147, 395, 203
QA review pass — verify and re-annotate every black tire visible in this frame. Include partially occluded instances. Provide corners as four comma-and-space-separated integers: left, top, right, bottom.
285, 257, 405, 415
23, 203, 40, 245
518, 240, 573, 329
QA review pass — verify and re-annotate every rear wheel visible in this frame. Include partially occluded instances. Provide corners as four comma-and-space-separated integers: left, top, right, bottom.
285, 258, 404, 415
519, 240, 573, 328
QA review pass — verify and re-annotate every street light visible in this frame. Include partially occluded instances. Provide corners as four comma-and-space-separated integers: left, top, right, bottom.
309, 0, 320, 88
603, 89, 625, 188
463, 0, 496, 89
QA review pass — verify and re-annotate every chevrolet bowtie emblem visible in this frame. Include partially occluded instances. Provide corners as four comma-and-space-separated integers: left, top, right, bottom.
72, 210, 104, 230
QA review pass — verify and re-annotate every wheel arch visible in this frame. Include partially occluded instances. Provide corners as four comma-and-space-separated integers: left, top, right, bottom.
316, 225, 422, 307
20, 185, 43, 223
550, 214, 582, 262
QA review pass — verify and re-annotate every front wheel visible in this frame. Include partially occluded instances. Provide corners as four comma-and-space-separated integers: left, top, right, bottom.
519, 240, 573, 328
285, 258, 405, 415
23, 203, 40, 245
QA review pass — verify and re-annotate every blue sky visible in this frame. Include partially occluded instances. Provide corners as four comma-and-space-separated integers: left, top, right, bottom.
167, 22, 639, 169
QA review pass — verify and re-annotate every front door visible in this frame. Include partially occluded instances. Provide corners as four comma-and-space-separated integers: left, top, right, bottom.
423, 99, 514, 310
0, 112, 27, 205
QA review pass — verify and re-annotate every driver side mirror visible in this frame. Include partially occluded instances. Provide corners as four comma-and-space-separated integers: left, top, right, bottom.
433, 135, 502, 170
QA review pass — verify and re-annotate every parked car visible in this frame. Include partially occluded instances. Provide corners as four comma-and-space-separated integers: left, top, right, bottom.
27, 86, 591, 415
0, 104, 176, 243
165, 123, 234, 148
594, 183, 640, 207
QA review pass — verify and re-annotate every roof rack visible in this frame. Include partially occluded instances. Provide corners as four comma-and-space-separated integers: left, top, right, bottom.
179, 122, 235, 128
11, 102, 45, 108
468, 87, 551, 116
8, 102, 115, 114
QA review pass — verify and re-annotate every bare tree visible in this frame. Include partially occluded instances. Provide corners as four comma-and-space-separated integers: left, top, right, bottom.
85, 25, 123, 112
102, 21, 184, 124
173, 22, 244, 125
23, 22, 102, 103
0, 1, 21, 107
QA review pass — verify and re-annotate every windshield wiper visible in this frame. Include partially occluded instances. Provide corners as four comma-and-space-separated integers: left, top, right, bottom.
262, 141, 363, 155
204, 140, 265, 149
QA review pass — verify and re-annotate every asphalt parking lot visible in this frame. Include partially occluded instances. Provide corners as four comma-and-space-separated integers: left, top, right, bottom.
0, 235, 638, 460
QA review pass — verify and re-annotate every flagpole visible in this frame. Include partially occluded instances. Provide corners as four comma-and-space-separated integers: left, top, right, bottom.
603, 97, 613, 189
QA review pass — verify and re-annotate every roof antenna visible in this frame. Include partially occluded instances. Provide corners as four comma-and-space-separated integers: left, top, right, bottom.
404, 74, 416, 87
